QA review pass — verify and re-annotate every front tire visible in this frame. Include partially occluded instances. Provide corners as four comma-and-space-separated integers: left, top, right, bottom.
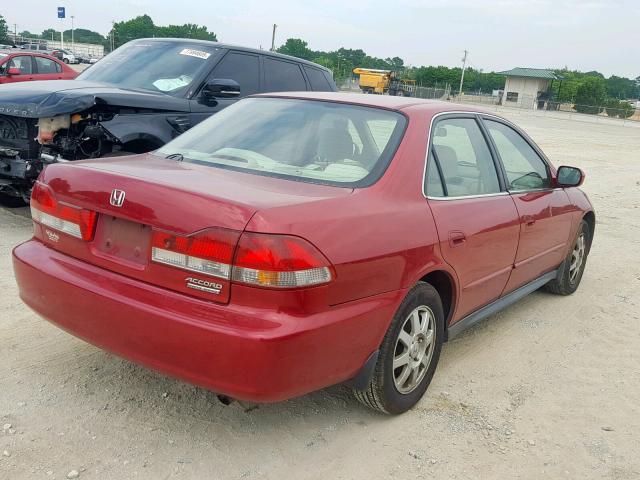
63, 58, 69, 64
545, 219, 590, 295
0, 192, 28, 207
353, 282, 444, 414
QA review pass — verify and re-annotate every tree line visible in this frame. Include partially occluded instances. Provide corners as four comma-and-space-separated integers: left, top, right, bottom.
0, 13, 216, 52
2, 12, 638, 112
277, 37, 639, 114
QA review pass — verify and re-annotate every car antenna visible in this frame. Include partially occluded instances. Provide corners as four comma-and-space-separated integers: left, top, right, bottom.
165, 153, 184, 162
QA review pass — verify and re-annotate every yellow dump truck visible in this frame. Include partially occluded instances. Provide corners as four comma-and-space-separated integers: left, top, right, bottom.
353, 68, 416, 96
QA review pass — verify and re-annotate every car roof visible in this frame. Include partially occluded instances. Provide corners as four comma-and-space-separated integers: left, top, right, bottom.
252, 91, 493, 114
130, 38, 333, 74
0, 50, 61, 60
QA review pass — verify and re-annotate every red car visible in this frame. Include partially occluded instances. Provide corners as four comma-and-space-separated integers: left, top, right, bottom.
0, 50, 78, 84
13, 93, 594, 414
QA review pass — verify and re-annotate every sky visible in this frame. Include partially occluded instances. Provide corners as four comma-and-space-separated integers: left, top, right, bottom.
3, 0, 639, 78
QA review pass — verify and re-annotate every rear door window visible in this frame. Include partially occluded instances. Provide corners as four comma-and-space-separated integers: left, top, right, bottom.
431, 117, 501, 197
425, 152, 445, 197
264, 57, 307, 92
304, 66, 333, 91
210, 51, 260, 96
34, 56, 59, 74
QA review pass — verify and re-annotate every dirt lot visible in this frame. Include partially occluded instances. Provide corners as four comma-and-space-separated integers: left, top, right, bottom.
1, 113, 639, 480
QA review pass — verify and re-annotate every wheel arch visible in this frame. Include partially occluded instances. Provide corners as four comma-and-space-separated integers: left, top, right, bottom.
418, 269, 457, 334
582, 210, 595, 253
121, 137, 164, 154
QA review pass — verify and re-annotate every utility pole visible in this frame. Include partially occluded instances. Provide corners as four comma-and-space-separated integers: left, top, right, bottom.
110, 20, 115, 52
458, 49, 468, 97
13, 24, 17, 44
71, 15, 75, 52
270, 24, 277, 51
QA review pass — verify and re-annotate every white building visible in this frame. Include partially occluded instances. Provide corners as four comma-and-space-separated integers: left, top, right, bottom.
497, 68, 563, 109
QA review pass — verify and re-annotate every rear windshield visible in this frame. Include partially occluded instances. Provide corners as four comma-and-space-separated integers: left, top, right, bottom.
157, 98, 406, 187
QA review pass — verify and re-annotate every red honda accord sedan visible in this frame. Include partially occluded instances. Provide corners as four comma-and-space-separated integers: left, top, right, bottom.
13, 92, 594, 414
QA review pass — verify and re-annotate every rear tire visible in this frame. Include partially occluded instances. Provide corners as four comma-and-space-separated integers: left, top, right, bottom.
353, 282, 444, 414
545, 219, 590, 295
63, 58, 69, 64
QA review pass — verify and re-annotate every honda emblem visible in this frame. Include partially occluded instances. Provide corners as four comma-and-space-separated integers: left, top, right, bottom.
110, 189, 126, 207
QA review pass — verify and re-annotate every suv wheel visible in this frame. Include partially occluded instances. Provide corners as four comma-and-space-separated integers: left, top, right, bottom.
353, 282, 444, 414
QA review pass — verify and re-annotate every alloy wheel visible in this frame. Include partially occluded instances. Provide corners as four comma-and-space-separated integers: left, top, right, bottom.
393, 306, 436, 394
569, 233, 586, 283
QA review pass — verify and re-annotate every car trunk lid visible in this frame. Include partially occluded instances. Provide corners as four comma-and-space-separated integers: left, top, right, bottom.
35, 154, 352, 303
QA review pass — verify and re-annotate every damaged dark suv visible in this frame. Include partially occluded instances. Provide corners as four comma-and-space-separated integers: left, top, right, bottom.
0, 38, 337, 202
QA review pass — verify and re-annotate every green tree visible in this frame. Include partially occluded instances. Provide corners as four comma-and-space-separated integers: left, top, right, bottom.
0, 15, 9, 42
111, 15, 216, 49
41, 28, 58, 41
574, 77, 607, 114
385, 57, 404, 70
112, 14, 156, 47
62, 28, 106, 45
604, 98, 634, 118
277, 38, 313, 60
155, 23, 217, 41
605, 75, 639, 99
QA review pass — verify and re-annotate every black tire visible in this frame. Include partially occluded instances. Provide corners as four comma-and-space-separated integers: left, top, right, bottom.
0, 192, 28, 208
545, 219, 590, 295
353, 282, 444, 414
63, 58, 69, 64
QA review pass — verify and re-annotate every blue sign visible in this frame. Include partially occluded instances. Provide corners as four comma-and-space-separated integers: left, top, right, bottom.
57, 7, 65, 18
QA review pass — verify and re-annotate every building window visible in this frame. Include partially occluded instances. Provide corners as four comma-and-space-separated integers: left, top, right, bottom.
506, 92, 519, 102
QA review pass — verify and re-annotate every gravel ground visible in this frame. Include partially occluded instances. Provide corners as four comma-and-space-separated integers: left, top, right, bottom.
1, 112, 639, 480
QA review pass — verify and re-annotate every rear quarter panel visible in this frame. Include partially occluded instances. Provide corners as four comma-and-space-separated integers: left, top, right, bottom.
245, 107, 454, 307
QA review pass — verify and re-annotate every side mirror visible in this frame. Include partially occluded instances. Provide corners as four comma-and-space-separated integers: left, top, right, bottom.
7, 67, 21, 76
202, 79, 241, 100
556, 166, 584, 187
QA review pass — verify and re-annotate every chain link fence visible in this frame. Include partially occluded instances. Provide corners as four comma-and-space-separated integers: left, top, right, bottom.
339, 78, 640, 125
453, 92, 640, 123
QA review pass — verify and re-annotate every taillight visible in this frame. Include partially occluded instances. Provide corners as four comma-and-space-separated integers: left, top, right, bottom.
30, 181, 97, 241
151, 228, 239, 280
232, 233, 333, 288
150, 230, 333, 288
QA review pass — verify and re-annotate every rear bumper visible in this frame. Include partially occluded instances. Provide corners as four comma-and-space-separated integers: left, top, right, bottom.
13, 239, 406, 402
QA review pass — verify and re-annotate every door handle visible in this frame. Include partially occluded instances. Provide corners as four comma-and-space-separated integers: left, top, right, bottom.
522, 215, 536, 226
448, 231, 467, 247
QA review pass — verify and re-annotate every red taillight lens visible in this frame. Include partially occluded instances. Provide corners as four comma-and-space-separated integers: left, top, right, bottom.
30, 181, 97, 241
150, 230, 334, 289
232, 233, 333, 288
151, 228, 239, 280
